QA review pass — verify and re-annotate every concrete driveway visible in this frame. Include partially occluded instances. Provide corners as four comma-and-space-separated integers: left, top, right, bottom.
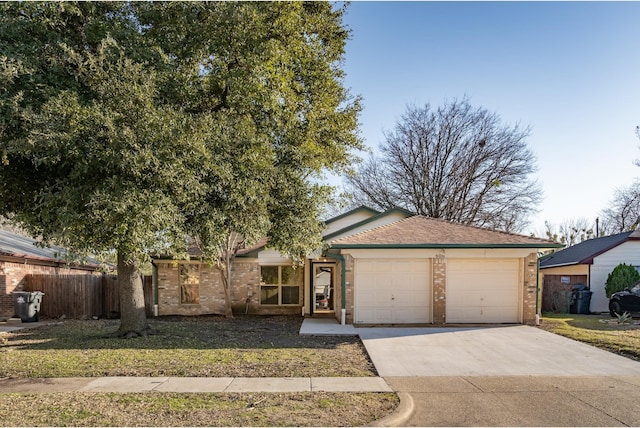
358, 325, 640, 377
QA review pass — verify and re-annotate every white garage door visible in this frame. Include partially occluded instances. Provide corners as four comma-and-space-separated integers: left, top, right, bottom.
355, 259, 431, 324
447, 259, 520, 323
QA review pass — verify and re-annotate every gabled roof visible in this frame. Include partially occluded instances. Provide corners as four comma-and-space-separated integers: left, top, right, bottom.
322, 207, 414, 241
0, 229, 102, 268
330, 215, 561, 249
539, 231, 639, 268
236, 206, 410, 258
322, 205, 380, 226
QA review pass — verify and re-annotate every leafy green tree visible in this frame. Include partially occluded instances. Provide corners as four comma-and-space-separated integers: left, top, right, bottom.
605, 263, 640, 298
0, 2, 360, 335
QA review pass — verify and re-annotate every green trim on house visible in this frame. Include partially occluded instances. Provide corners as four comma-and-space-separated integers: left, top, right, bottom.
322, 205, 380, 225
322, 207, 414, 241
331, 242, 563, 249
238, 207, 413, 257
323, 252, 346, 312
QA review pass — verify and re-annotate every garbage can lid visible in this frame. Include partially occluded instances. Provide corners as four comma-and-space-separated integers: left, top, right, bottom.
572, 284, 588, 292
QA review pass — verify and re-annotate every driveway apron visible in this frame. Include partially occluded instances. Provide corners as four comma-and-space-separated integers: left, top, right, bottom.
357, 325, 640, 377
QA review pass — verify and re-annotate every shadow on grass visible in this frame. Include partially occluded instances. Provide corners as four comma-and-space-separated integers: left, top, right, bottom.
4, 314, 360, 351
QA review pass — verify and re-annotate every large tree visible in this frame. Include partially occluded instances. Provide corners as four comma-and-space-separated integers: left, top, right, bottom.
345, 99, 541, 232
0, 2, 360, 336
599, 180, 640, 233
598, 126, 640, 234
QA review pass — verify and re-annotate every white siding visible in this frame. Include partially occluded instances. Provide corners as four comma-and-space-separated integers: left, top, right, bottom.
257, 248, 292, 264
323, 211, 377, 237
590, 241, 640, 312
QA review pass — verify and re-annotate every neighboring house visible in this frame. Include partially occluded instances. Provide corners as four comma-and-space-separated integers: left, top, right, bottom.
154, 206, 560, 325
0, 229, 103, 318
539, 230, 640, 314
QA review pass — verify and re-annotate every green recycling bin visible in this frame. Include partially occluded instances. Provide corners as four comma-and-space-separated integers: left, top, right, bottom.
13, 291, 44, 322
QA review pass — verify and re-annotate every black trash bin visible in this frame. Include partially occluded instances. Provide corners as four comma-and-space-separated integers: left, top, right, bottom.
569, 285, 592, 315
12, 291, 44, 322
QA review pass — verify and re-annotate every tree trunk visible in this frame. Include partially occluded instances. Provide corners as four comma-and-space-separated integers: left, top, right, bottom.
117, 251, 148, 337
219, 262, 234, 319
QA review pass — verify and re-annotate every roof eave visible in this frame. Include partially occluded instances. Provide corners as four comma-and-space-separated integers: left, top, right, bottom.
331, 243, 563, 250
322, 205, 380, 225
322, 207, 414, 241
539, 261, 583, 269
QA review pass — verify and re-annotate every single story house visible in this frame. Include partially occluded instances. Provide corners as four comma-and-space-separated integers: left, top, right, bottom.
0, 229, 103, 318
539, 230, 640, 313
153, 206, 560, 325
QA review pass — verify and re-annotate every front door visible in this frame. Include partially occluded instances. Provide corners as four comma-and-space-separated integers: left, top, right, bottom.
312, 264, 335, 314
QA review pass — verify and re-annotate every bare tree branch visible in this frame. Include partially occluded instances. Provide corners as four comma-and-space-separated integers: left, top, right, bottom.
344, 98, 541, 232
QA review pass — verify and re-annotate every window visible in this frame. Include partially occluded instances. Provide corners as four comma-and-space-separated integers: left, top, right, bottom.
260, 265, 300, 305
179, 264, 200, 304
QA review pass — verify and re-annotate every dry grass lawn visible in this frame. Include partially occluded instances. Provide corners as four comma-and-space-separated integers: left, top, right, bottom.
539, 313, 640, 361
0, 392, 398, 427
0, 315, 375, 378
0, 315, 397, 426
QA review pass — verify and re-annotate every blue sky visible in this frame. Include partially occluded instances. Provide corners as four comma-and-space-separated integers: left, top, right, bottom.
338, 1, 640, 235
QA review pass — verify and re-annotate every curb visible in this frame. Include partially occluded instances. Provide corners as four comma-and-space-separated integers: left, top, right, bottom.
368, 392, 414, 427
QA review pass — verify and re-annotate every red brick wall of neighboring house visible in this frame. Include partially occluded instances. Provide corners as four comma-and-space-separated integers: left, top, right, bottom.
0, 260, 95, 318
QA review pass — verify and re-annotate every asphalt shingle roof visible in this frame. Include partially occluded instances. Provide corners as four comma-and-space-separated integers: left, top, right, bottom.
0, 229, 102, 267
539, 231, 635, 268
0, 229, 68, 261
330, 216, 560, 248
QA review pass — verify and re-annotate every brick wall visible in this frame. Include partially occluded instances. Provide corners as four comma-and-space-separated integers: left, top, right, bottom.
156, 260, 302, 316
522, 252, 539, 324
432, 255, 446, 325
342, 254, 355, 324
0, 260, 95, 319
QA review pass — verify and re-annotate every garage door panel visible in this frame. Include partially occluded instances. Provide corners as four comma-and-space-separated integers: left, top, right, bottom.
356, 258, 431, 324
481, 307, 518, 323
395, 307, 428, 323
394, 295, 427, 307
447, 259, 520, 324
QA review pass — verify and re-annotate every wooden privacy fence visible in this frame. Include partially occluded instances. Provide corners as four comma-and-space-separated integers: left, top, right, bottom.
24, 274, 153, 319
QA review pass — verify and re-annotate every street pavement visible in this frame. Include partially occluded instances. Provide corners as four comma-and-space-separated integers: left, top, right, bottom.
385, 375, 640, 427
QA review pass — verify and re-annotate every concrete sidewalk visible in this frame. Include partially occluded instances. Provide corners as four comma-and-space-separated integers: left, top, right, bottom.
0, 376, 393, 394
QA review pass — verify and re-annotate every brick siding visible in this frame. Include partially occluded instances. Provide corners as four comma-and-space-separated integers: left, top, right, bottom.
432, 256, 447, 324
156, 260, 301, 316
0, 260, 95, 318
522, 252, 539, 324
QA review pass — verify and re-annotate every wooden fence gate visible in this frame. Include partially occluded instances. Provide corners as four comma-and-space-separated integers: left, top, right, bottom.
24, 274, 153, 319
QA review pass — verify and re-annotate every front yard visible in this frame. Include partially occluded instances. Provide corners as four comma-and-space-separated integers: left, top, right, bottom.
0, 315, 374, 378
539, 313, 640, 361
0, 315, 397, 427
